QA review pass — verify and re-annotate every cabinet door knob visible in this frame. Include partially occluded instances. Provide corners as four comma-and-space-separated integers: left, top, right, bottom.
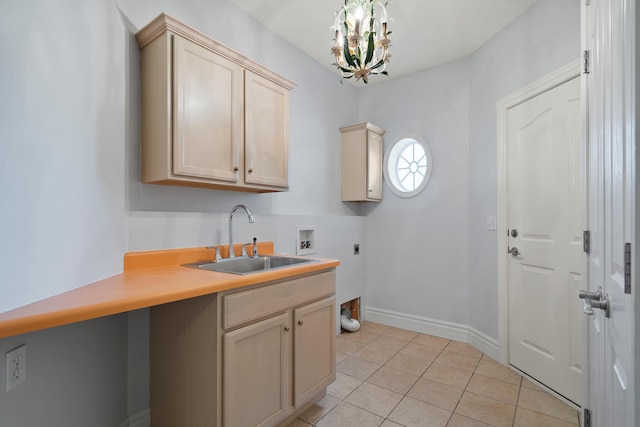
233, 166, 239, 172
298, 320, 304, 326
284, 326, 290, 332
248, 168, 254, 174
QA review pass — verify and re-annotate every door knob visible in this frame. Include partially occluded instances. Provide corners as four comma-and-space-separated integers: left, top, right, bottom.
508, 247, 521, 256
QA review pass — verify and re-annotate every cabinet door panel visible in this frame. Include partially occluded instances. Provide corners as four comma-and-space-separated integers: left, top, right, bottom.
245, 71, 289, 187
174, 36, 243, 181
294, 296, 336, 407
366, 130, 383, 200
224, 312, 291, 427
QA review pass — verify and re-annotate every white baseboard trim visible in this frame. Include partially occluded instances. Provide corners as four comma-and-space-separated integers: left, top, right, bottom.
365, 306, 499, 359
121, 409, 150, 427
468, 326, 499, 361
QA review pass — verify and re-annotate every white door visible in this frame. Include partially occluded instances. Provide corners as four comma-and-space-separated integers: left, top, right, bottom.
582, 0, 636, 425
507, 75, 582, 405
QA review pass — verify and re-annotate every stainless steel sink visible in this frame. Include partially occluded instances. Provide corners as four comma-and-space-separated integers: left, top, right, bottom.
184, 255, 317, 275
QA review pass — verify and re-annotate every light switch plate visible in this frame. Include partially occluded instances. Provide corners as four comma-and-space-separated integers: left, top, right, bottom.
486, 216, 497, 231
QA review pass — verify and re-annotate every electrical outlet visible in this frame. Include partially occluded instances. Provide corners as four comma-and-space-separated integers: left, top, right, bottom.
354, 244, 360, 255
5, 344, 27, 392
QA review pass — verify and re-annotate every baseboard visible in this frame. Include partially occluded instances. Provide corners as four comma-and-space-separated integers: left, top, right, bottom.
121, 409, 150, 427
468, 326, 499, 361
365, 306, 499, 359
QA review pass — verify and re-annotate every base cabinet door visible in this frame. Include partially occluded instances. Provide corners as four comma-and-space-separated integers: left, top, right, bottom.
293, 296, 336, 407
223, 312, 292, 427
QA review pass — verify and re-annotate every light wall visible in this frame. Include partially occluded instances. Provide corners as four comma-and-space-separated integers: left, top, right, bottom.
0, 0, 580, 425
0, 0, 128, 314
467, 0, 581, 338
0, 0, 364, 424
0, 315, 128, 427
355, 0, 580, 343
357, 60, 471, 327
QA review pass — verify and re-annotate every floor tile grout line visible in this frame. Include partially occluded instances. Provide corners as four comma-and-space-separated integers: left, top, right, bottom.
323, 325, 577, 427
445, 354, 482, 426
511, 380, 523, 427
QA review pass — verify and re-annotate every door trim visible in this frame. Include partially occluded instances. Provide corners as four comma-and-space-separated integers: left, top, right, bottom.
496, 59, 581, 365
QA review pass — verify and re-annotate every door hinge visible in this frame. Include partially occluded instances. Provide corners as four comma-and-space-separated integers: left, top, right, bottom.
584, 408, 591, 427
583, 50, 590, 74
624, 242, 631, 294
583, 230, 591, 254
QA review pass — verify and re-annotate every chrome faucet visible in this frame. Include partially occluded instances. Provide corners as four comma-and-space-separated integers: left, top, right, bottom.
228, 205, 254, 258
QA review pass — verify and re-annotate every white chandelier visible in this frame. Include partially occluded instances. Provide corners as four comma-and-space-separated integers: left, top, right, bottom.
331, 0, 392, 84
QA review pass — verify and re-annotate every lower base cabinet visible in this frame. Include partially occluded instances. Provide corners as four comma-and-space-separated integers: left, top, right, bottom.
151, 270, 336, 427
293, 298, 337, 407
224, 312, 291, 427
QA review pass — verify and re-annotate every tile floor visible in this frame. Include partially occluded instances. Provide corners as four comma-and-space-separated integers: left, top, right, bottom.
287, 322, 580, 427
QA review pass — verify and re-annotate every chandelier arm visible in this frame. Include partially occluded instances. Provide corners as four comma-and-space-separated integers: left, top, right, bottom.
342, 35, 357, 68
370, 58, 385, 70
365, 32, 375, 64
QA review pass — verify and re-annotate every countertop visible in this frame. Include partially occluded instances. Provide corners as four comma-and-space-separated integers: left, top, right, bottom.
0, 242, 340, 339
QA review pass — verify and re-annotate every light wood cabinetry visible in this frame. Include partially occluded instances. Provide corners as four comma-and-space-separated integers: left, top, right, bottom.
245, 71, 290, 187
293, 298, 336, 407
150, 270, 336, 427
172, 36, 243, 183
340, 122, 385, 202
136, 14, 295, 193
224, 312, 291, 427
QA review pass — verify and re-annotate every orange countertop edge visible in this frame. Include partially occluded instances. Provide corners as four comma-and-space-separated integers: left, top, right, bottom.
0, 242, 340, 339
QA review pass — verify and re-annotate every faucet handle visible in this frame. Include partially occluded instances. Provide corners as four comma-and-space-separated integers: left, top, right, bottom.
240, 240, 259, 258
205, 246, 223, 262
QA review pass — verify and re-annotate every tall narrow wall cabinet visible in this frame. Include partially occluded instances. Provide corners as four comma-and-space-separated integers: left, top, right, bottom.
340, 122, 385, 202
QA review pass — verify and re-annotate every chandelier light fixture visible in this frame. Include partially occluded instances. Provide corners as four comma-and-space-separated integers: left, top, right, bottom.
331, 0, 392, 84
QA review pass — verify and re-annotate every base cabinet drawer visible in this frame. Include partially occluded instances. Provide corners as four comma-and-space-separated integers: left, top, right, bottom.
223, 270, 336, 328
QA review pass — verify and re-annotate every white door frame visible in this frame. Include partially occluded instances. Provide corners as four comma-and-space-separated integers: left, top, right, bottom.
496, 59, 582, 369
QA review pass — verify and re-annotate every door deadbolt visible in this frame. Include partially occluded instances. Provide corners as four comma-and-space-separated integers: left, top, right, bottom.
510, 229, 518, 238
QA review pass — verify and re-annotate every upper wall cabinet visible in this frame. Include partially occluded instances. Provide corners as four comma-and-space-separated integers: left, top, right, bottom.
136, 14, 296, 193
340, 123, 385, 202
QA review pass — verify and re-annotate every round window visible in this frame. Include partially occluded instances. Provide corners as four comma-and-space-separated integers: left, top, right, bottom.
383, 134, 433, 197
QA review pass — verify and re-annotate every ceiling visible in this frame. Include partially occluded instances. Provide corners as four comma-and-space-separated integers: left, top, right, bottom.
228, 0, 538, 86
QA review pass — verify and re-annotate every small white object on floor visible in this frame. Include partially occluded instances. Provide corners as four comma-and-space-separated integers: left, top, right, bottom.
340, 307, 360, 332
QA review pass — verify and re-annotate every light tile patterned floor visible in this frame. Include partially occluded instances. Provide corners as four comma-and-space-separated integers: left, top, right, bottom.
287, 322, 580, 427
